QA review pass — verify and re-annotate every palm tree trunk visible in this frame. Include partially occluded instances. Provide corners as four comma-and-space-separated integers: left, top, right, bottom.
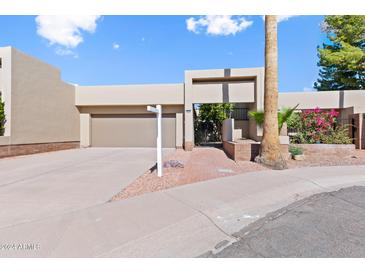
258, 15, 287, 169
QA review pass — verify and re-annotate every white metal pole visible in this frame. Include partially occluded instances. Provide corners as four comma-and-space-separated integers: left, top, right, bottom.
156, 105, 162, 177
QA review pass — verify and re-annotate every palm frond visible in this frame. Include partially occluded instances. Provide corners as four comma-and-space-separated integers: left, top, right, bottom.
248, 111, 265, 126
278, 104, 299, 132
249, 104, 299, 133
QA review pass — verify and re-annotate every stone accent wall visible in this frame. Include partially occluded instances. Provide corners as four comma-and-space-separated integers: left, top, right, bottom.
223, 141, 289, 161
0, 142, 80, 159
293, 144, 356, 158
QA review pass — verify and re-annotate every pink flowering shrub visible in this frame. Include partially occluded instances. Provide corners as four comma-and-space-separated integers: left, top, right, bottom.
301, 107, 339, 143
289, 107, 352, 144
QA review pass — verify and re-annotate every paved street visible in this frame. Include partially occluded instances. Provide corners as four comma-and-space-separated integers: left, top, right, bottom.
202, 186, 365, 257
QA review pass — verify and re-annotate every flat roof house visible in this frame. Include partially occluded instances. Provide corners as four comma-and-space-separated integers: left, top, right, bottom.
0, 46, 365, 158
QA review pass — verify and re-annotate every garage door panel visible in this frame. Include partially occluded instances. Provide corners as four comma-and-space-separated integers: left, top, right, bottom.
91, 114, 175, 148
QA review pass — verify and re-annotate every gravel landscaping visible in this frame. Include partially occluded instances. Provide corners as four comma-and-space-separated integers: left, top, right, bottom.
287, 149, 365, 168
111, 147, 365, 201
111, 147, 267, 201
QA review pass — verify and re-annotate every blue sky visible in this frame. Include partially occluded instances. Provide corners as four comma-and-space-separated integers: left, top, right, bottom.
0, 15, 326, 92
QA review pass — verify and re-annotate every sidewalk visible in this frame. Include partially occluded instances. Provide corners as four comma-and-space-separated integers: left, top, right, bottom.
1, 165, 365, 257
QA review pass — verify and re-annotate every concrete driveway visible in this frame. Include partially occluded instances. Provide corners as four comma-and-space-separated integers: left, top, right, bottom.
0, 148, 165, 228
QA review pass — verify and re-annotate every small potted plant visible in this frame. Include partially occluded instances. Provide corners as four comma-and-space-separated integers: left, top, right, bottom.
289, 146, 304, 161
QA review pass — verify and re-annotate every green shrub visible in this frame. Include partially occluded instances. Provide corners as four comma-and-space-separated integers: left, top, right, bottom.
289, 146, 303, 156
194, 103, 233, 144
320, 125, 353, 144
286, 112, 301, 131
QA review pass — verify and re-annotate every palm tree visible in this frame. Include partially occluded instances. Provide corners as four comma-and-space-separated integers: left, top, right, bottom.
257, 15, 287, 169
248, 104, 299, 133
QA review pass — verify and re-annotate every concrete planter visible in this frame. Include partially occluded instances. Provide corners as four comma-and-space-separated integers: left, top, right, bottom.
223, 140, 289, 161
293, 144, 355, 158
293, 154, 305, 161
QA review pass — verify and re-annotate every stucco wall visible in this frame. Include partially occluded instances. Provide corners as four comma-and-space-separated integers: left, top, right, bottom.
279, 90, 365, 113
0, 136, 10, 146
222, 118, 234, 142
80, 113, 91, 147
184, 68, 264, 148
78, 105, 183, 115
75, 84, 184, 106
0, 47, 12, 137
9, 48, 79, 145
176, 113, 183, 148
192, 81, 255, 103
234, 120, 249, 139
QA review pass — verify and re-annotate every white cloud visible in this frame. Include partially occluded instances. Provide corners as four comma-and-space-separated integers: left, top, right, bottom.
186, 16, 253, 36
55, 47, 78, 57
112, 42, 120, 49
35, 15, 101, 55
262, 15, 297, 23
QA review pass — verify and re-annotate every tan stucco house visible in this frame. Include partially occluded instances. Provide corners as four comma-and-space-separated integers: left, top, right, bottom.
0, 46, 364, 157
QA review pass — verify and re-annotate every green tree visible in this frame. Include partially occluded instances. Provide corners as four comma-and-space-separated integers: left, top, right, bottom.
194, 103, 233, 144
0, 96, 5, 136
314, 16, 365, 91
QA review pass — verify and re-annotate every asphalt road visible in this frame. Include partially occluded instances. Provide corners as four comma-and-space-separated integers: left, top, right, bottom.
202, 186, 365, 258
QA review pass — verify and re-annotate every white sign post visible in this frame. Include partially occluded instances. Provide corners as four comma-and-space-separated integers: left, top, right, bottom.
147, 105, 162, 177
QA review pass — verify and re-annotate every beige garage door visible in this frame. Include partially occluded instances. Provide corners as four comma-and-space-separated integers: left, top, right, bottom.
91, 114, 176, 148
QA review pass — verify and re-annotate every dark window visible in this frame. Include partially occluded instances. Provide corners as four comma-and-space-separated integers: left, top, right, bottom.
0, 58, 2, 68
230, 108, 248, 120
